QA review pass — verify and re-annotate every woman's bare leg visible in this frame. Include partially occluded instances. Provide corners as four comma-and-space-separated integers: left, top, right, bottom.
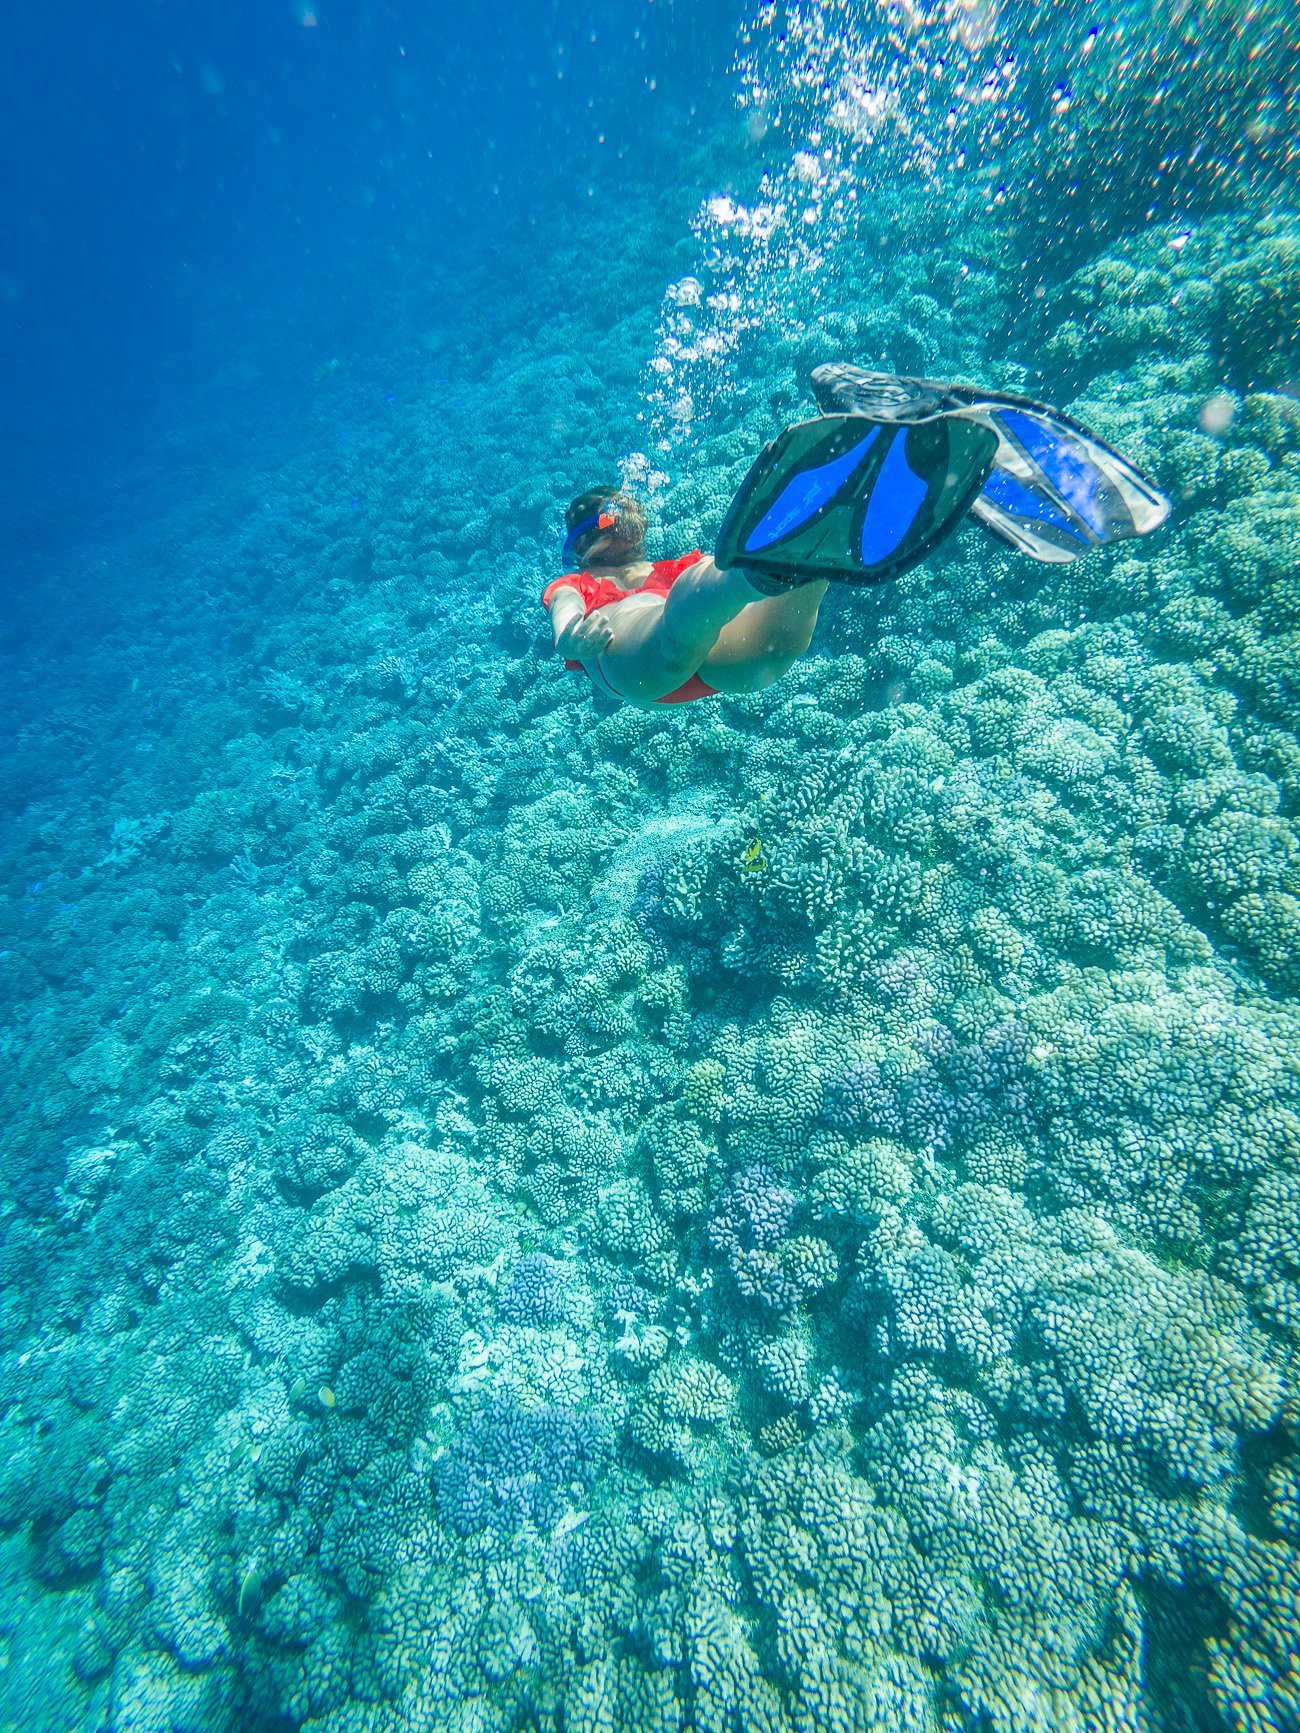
593, 560, 768, 703
700, 582, 829, 691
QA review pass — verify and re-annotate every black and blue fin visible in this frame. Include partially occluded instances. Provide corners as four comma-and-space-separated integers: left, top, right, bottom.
812, 363, 951, 423
810, 363, 1171, 564
966, 400, 1171, 563
715, 412, 997, 587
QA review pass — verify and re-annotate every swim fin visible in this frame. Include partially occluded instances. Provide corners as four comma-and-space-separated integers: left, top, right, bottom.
715, 411, 998, 587
811, 364, 1171, 564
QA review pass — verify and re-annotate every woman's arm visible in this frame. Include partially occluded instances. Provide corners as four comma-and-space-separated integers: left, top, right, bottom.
548, 588, 615, 660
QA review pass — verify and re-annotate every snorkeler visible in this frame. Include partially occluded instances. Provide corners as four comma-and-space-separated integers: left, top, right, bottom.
544, 365, 1170, 710
544, 492, 833, 707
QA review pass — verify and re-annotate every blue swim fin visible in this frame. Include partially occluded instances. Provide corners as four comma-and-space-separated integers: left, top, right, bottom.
966, 399, 1171, 562
716, 411, 997, 586
812, 364, 1171, 564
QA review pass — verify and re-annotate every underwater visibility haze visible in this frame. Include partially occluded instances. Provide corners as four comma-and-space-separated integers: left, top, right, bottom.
2, 0, 1300, 1727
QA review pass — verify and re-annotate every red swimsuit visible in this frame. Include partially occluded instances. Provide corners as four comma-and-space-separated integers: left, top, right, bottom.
542, 551, 719, 705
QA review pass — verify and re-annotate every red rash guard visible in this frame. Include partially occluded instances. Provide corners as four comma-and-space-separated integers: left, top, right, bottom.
542, 551, 718, 705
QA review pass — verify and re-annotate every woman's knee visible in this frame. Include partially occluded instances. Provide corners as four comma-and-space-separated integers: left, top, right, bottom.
759, 622, 817, 660
729, 652, 802, 694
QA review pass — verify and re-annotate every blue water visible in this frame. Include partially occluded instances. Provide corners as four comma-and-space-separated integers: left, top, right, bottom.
2, 1, 1299, 1727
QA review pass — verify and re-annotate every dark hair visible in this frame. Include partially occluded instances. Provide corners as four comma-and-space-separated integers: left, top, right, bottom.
565, 486, 648, 568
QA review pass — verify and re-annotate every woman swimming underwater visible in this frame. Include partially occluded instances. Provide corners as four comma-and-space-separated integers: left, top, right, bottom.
545, 492, 830, 708
544, 365, 1171, 712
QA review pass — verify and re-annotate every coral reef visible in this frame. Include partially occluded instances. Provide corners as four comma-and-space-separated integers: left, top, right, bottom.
0, 4, 1298, 1729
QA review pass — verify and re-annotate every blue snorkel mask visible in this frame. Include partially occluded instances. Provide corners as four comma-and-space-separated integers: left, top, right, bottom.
560, 499, 619, 565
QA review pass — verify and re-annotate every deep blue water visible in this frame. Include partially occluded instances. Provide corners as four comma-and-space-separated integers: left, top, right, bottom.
0, 0, 736, 571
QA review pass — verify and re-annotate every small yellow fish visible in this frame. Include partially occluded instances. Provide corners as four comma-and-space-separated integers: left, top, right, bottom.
741, 837, 769, 873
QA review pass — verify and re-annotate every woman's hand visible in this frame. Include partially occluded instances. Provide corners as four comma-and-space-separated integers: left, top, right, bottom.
555, 609, 614, 660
